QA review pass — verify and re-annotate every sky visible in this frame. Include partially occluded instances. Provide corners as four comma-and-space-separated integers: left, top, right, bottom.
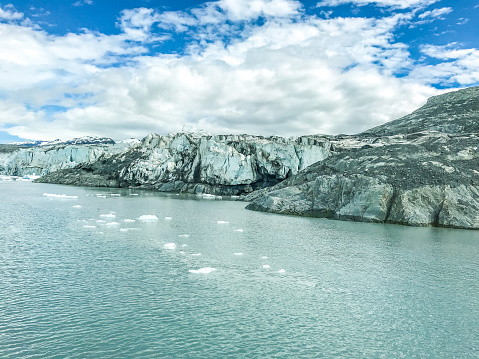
0, 0, 478, 143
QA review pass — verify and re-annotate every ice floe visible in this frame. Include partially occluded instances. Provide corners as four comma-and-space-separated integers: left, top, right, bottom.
261, 256, 268, 260
100, 213, 116, 218
73, 205, 82, 208
278, 269, 286, 273
189, 267, 216, 274
217, 220, 229, 224
234, 229, 244, 232
43, 193, 78, 199
262, 265, 271, 269
191, 253, 202, 256
233, 253, 244, 256
202, 194, 216, 199
164, 217, 173, 220
181, 244, 188, 247
164, 243, 176, 249
105, 222, 119, 226
178, 234, 189, 238
110, 194, 121, 197
96, 220, 106, 223
138, 215, 158, 222
120, 228, 129, 232
123, 219, 135, 223
83, 225, 96, 228
129, 193, 139, 196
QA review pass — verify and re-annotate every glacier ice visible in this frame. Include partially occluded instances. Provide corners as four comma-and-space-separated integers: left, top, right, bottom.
189, 267, 217, 274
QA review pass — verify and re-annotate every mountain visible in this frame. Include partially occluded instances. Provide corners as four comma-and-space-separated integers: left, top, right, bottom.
246, 87, 479, 229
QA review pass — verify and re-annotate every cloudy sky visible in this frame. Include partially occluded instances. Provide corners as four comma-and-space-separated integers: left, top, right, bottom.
0, 0, 478, 142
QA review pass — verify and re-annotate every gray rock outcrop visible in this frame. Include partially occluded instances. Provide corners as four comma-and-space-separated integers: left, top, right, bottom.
246, 87, 479, 229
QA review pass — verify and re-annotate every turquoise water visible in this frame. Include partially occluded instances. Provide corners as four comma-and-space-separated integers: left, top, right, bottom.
0, 181, 478, 358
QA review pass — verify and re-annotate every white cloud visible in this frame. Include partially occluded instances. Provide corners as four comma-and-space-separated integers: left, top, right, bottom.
409, 44, 479, 85
0, 4, 24, 20
72, 0, 93, 7
315, 0, 439, 9
1, 0, 477, 142
418, 7, 452, 20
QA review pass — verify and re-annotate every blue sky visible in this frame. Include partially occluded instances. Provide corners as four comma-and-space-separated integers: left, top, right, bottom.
0, 0, 478, 143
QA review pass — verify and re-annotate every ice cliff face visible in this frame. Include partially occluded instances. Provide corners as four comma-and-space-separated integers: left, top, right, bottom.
0, 137, 137, 177
36, 132, 331, 195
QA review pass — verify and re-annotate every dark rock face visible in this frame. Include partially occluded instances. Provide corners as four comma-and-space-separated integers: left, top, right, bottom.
246, 87, 479, 229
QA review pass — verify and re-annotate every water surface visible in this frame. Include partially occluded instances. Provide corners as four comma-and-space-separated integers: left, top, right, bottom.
0, 181, 478, 358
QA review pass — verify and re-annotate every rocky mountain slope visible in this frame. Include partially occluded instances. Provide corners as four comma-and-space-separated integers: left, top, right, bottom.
246, 86, 479, 229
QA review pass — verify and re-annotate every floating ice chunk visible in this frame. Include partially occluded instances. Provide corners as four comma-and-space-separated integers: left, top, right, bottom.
191, 253, 202, 256
164, 243, 176, 249
181, 244, 188, 247
128, 228, 141, 231
217, 221, 229, 224
106, 222, 119, 226
73, 205, 82, 208
120, 228, 129, 232
43, 193, 78, 199
262, 264, 271, 269
111, 194, 121, 197
233, 253, 244, 256
164, 217, 173, 220
261, 256, 268, 260
100, 213, 116, 218
138, 215, 158, 222
96, 220, 106, 223
129, 193, 139, 196
278, 269, 286, 273
96, 195, 107, 198
123, 219, 135, 223
189, 267, 216, 274
203, 194, 215, 199
234, 229, 243, 232
178, 234, 189, 238
83, 225, 96, 228
216, 196, 223, 200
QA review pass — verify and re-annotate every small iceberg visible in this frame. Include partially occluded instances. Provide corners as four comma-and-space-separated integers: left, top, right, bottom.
43, 193, 78, 199
164, 217, 173, 220
164, 243, 176, 250
96, 220, 106, 223
129, 193, 139, 196
217, 221, 229, 224
261, 256, 268, 260
234, 229, 244, 232
123, 219, 135, 223
105, 222, 119, 226
73, 205, 82, 208
191, 253, 202, 256
178, 234, 190, 238
100, 214, 116, 218
83, 225, 96, 229
181, 244, 188, 247
138, 215, 158, 222
189, 267, 216, 274
278, 269, 286, 273
120, 228, 129, 232
262, 264, 271, 269
233, 252, 244, 256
